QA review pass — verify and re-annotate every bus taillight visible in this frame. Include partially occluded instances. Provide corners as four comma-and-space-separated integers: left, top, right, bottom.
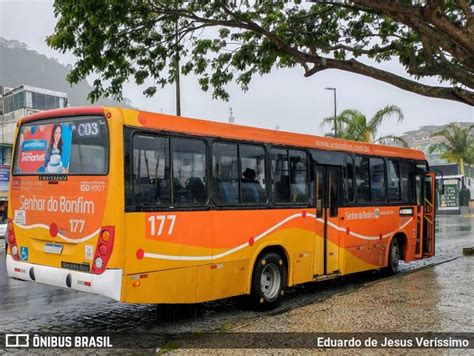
91, 226, 115, 275
7, 220, 13, 233
8, 219, 19, 261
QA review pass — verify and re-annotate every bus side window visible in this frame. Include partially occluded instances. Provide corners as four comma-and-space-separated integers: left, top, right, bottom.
414, 163, 426, 205
369, 158, 386, 202
315, 168, 324, 217
355, 156, 371, 203
240, 144, 267, 205
271, 148, 290, 203
399, 161, 413, 203
171, 137, 208, 206
132, 134, 170, 206
344, 155, 355, 203
289, 150, 309, 203
387, 160, 401, 201
424, 175, 433, 212
212, 142, 239, 205
415, 175, 422, 205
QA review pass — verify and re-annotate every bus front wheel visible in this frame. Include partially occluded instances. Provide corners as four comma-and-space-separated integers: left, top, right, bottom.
249, 252, 287, 310
383, 238, 400, 276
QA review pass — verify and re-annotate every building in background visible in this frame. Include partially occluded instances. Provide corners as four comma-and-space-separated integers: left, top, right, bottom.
378, 122, 474, 214
400, 122, 474, 176
0, 85, 68, 203
0, 85, 68, 164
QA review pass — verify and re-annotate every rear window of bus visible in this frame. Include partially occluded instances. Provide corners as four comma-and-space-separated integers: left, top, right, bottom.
13, 116, 109, 175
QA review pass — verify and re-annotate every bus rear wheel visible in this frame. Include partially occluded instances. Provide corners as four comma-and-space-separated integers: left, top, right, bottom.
383, 238, 400, 276
249, 252, 287, 310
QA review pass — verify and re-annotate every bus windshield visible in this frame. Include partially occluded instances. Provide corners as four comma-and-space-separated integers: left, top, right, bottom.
13, 116, 109, 175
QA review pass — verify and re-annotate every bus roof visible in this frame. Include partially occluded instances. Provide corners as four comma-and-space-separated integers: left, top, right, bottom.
21, 106, 426, 161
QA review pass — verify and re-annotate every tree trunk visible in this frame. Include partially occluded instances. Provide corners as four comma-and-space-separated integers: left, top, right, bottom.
365, 131, 372, 143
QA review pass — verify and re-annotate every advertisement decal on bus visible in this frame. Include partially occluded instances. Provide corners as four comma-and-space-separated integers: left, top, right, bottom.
11, 116, 109, 242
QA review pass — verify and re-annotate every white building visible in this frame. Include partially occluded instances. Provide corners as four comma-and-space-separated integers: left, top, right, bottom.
0, 85, 68, 203
0, 85, 68, 164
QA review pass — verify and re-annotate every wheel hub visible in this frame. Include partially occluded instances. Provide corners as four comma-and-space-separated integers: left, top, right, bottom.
260, 263, 281, 299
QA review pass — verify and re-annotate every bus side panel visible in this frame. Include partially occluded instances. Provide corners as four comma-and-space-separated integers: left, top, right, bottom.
124, 266, 198, 304
122, 211, 212, 303
122, 208, 317, 303
199, 209, 316, 299
121, 205, 425, 304
211, 209, 316, 291
339, 205, 420, 276
195, 260, 249, 303
338, 207, 371, 275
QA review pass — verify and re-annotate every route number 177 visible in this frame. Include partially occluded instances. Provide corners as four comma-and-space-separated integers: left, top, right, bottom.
147, 215, 176, 237
69, 219, 85, 233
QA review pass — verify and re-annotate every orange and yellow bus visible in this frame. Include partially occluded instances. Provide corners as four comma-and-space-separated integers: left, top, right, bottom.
6, 106, 436, 309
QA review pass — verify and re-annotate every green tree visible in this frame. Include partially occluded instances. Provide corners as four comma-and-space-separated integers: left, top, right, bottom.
429, 124, 474, 175
47, 1, 473, 105
464, 141, 474, 178
321, 105, 407, 146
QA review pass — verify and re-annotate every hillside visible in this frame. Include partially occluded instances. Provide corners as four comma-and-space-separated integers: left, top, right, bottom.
0, 37, 131, 107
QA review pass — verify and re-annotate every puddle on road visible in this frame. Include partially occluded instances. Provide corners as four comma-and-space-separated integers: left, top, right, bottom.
436, 225, 472, 233
436, 216, 473, 234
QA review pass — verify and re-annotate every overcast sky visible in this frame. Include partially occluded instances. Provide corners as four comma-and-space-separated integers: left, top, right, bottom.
1, 0, 472, 137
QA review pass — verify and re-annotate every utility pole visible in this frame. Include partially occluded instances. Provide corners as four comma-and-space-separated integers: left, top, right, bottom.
325, 87, 337, 137
175, 18, 181, 116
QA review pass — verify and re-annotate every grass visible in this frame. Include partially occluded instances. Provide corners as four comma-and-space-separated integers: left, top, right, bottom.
156, 340, 181, 354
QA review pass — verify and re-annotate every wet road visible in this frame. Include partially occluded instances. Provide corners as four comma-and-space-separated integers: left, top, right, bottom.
0, 215, 472, 339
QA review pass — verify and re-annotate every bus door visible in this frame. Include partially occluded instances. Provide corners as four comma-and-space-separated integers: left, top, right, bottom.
314, 165, 343, 275
414, 169, 424, 258
423, 172, 436, 256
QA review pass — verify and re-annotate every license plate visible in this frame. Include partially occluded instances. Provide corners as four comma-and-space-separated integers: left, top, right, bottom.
61, 261, 90, 272
44, 243, 63, 255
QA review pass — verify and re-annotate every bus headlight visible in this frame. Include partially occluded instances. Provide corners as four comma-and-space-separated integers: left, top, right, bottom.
11, 245, 18, 256
94, 257, 103, 269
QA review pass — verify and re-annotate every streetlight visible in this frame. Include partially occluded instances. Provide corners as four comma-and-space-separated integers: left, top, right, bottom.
325, 87, 337, 137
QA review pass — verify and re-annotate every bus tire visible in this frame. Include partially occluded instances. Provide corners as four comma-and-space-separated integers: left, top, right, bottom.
383, 238, 400, 276
249, 252, 287, 310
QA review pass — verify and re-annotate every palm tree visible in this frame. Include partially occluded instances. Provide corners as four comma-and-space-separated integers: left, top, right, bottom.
322, 105, 407, 147
462, 140, 474, 178
429, 124, 474, 176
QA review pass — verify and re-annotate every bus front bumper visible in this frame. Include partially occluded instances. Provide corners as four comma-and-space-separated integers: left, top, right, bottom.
6, 254, 122, 301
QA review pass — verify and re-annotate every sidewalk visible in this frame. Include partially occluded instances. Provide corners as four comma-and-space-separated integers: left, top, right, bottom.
170, 255, 474, 354
232, 256, 474, 334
